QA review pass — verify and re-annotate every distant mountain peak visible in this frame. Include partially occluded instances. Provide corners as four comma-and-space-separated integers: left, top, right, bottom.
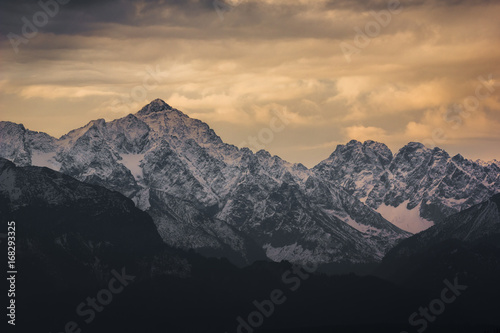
341, 139, 390, 150
90, 118, 106, 127
137, 99, 174, 115
363, 140, 388, 148
402, 142, 426, 150
346, 139, 362, 146
327, 139, 392, 163
0, 121, 26, 133
256, 149, 272, 158
452, 153, 465, 162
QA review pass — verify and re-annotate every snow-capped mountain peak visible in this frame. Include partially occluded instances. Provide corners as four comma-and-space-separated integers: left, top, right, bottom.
137, 98, 174, 115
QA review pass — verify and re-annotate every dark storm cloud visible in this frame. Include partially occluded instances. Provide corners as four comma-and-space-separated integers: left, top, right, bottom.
0, 0, 219, 37
1, 0, 496, 42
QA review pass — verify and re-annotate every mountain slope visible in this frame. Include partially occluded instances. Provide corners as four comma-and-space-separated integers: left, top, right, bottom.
385, 193, 500, 258
0, 157, 191, 294
378, 193, 500, 288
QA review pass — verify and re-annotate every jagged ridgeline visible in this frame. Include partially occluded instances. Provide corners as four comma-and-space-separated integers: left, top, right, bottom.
1, 99, 499, 266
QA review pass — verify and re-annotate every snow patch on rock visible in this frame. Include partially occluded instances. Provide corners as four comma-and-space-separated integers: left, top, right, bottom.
376, 201, 434, 234
119, 153, 145, 181
31, 151, 61, 170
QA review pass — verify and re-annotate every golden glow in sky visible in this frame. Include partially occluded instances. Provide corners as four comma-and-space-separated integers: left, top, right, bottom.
1, 0, 499, 166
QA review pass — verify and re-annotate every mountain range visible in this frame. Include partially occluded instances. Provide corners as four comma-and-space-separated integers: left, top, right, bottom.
314, 140, 500, 232
0, 158, 500, 333
1, 99, 499, 265
2, 156, 499, 333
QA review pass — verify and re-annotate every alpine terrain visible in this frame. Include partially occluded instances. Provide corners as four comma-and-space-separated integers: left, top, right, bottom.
1, 99, 499, 265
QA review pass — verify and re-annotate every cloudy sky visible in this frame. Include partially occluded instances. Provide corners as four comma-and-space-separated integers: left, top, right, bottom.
1, 0, 499, 167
